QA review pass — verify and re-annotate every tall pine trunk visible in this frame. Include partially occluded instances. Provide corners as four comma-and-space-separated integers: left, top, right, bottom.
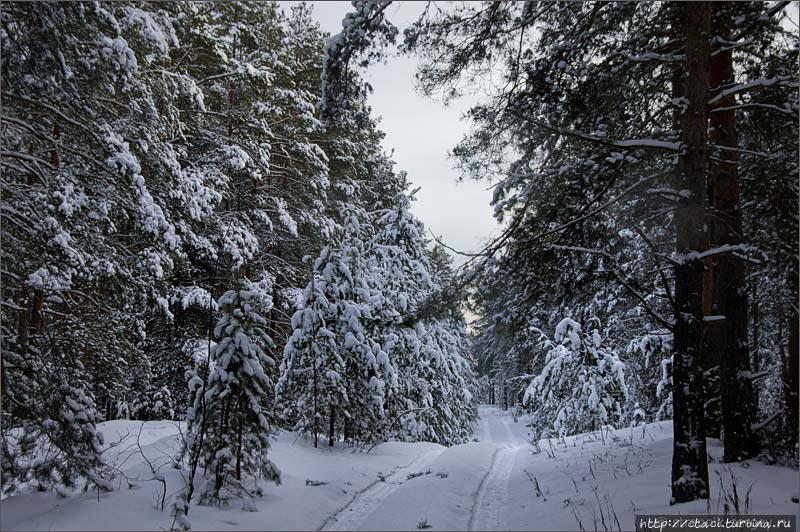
750, 282, 760, 413
235, 396, 243, 480
784, 280, 799, 446
702, 262, 721, 439
708, 1, 757, 463
328, 404, 336, 447
311, 263, 319, 449
670, 1, 711, 505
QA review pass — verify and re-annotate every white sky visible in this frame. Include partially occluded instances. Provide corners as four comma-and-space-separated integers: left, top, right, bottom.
279, 1, 500, 267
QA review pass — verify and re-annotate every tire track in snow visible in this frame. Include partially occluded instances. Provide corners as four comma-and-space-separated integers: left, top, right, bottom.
468, 446, 519, 531
319, 448, 444, 531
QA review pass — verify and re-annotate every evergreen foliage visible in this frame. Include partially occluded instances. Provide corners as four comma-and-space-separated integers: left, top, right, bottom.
1, 1, 478, 501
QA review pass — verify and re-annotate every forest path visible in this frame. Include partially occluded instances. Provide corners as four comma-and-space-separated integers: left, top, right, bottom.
327, 405, 532, 531
474, 405, 529, 448
319, 448, 444, 531
468, 406, 528, 531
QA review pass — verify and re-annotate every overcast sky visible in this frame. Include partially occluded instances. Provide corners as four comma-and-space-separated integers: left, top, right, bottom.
279, 1, 500, 267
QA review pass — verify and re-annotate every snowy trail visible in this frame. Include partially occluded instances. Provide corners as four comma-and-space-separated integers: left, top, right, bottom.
327, 407, 521, 531
468, 446, 519, 531
475, 405, 528, 448
319, 448, 444, 531
468, 406, 526, 531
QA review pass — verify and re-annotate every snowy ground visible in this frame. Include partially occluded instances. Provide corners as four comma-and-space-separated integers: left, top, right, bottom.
1, 407, 797, 531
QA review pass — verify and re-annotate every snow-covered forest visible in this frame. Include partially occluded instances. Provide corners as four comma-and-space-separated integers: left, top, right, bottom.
0, 1, 798, 531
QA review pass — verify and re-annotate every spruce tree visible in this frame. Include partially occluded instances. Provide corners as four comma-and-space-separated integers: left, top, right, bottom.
193, 282, 281, 505
523, 318, 628, 439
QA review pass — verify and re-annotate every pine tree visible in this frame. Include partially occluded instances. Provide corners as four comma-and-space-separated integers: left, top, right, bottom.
669, 2, 711, 504
706, 2, 758, 462
277, 244, 359, 448
1, 0, 200, 493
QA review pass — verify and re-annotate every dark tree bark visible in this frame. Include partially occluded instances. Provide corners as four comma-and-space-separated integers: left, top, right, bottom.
702, 150, 720, 439
16, 294, 30, 354
30, 291, 44, 335
235, 397, 243, 480
701, 264, 721, 439
311, 263, 319, 449
707, 1, 758, 463
329, 404, 336, 447
670, 1, 711, 505
750, 282, 760, 412
312, 365, 318, 449
783, 284, 799, 445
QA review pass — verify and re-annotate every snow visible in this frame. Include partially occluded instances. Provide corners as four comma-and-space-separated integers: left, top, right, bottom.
121, 7, 176, 56
707, 77, 791, 105
274, 197, 298, 237
349, 408, 798, 531
673, 244, 755, 264
2, 408, 797, 531
321, 449, 444, 531
354, 442, 499, 531
98, 37, 138, 79
0, 422, 443, 532
611, 139, 681, 151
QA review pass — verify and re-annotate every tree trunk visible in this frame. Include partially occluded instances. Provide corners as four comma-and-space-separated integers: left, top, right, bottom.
702, 238, 720, 440
707, 1, 757, 463
311, 262, 319, 449
312, 366, 318, 449
214, 397, 230, 497
235, 396, 243, 480
784, 287, 799, 446
328, 404, 336, 447
17, 295, 30, 354
30, 290, 44, 335
670, 1, 711, 505
750, 282, 760, 412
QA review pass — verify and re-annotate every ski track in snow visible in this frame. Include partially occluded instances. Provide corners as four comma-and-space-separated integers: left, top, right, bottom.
469, 446, 518, 531
468, 407, 527, 531
319, 448, 444, 531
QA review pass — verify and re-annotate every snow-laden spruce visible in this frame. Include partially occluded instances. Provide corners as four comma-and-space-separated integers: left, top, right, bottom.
524, 318, 628, 439
276, 215, 395, 444
278, 183, 477, 447
626, 332, 673, 423
184, 282, 281, 506
374, 195, 477, 444
390, 318, 477, 444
